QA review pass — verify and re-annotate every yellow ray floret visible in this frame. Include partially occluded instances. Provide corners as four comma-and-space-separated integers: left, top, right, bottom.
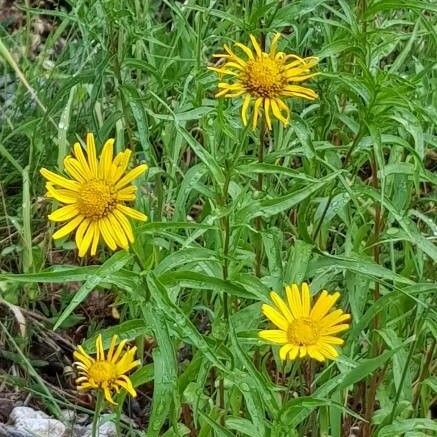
73, 334, 140, 405
259, 283, 350, 362
40, 133, 148, 257
208, 33, 318, 129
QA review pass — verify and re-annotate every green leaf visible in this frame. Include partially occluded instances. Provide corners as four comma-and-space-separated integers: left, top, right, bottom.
377, 419, 437, 437
310, 253, 415, 285
238, 172, 339, 220
336, 348, 400, 391
0, 266, 138, 291
158, 271, 265, 300
366, 0, 437, 15
82, 319, 152, 352
277, 396, 363, 428
146, 303, 180, 437
147, 273, 228, 372
177, 126, 224, 186
53, 251, 132, 330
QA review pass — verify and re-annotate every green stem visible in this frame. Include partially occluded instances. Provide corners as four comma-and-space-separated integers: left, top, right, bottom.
363, 148, 384, 436
92, 390, 104, 437
312, 126, 363, 242
255, 117, 266, 277
219, 162, 232, 414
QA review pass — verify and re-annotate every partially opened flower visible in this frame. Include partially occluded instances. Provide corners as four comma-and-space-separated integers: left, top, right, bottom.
209, 33, 318, 129
40, 133, 148, 257
259, 283, 350, 361
73, 334, 140, 405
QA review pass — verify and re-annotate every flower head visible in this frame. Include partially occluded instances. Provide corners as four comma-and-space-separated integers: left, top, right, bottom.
73, 334, 140, 404
40, 133, 148, 257
259, 283, 350, 362
209, 33, 318, 129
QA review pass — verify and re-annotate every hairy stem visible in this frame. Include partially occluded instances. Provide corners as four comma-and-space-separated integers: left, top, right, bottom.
255, 119, 266, 277
219, 162, 232, 414
363, 148, 384, 436
92, 390, 103, 437
312, 127, 363, 242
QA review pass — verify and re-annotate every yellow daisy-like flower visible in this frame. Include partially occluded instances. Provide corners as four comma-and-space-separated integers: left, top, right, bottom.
40, 133, 148, 257
259, 283, 350, 362
209, 33, 318, 129
73, 334, 140, 405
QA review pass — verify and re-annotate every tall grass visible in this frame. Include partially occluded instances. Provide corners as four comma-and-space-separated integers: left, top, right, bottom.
0, 1, 436, 436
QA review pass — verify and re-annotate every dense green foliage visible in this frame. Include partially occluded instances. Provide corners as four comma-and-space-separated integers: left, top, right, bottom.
0, 1, 436, 436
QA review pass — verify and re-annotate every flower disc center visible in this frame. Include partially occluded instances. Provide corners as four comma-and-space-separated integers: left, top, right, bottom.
88, 361, 117, 384
79, 179, 115, 218
288, 317, 319, 346
243, 56, 284, 97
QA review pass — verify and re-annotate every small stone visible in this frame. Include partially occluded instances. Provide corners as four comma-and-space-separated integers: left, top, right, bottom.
83, 415, 117, 437
59, 410, 88, 425
9, 407, 66, 437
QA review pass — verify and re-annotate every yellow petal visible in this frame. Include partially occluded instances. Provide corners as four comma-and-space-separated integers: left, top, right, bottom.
64, 157, 87, 183
78, 221, 96, 257
269, 291, 294, 322
234, 42, 254, 60
324, 324, 349, 335
99, 138, 114, 180
299, 346, 307, 358
116, 204, 147, 222
318, 343, 339, 360
96, 334, 105, 361
48, 204, 80, 222
52, 215, 84, 239
73, 349, 93, 367
320, 310, 351, 329
90, 223, 100, 256
320, 336, 344, 345
286, 284, 303, 319
77, 382, 94, 390
252, 97, 263, 129
288, 346, 299, 360
86, 133, 98, 176
283, 85, 318, 100
103, 387, 117, 405
307, 345, 325, 362
223, 44, 248, 65
249, 34, 262, 57
111, 340, 127, 363
269, 33, 281, 54
279, 344, 293, 361
271, 98, 288, 126
110, 150, 132, 183
46, 183, 77, 204
264, 98, 272, 130
75, 218, 90, 250
241, 94, 251, 126
285, 72, 318, 82
311, 291, 333, 319
112, 209, 134, 243
40, 168, 80, 192
99, 217, 117, 251
107, 335, 118, 362
73, 142, 92, 179
114, 164, 148, 191
258, 329, 288, 344
261, 304, 289, 331
116, 375, 137, 397
108, 214, 129, 250
301, 282, 311, 317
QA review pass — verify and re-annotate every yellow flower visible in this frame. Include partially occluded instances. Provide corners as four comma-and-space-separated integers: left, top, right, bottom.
209, 33, 318, 129
259, 283, 350, 362
73, 334, 140, 405
40, 133, 148, 257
